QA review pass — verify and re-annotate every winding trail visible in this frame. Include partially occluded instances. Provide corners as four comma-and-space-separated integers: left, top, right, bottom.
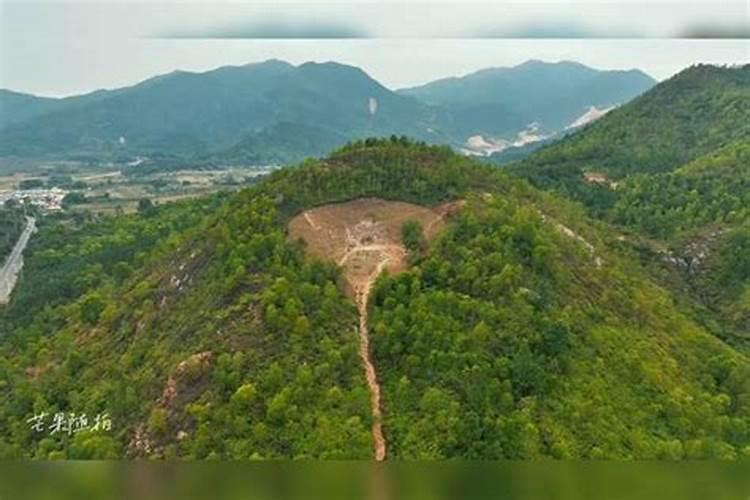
337, 243, 403, 267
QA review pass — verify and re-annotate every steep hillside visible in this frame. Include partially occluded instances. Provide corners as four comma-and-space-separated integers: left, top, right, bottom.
0, 192, 374, 459
400, 60, 655, 151
611, 140, 750, 240
370, 191, 748, 458
510, 65, 750, 346
0, 139, 748, 459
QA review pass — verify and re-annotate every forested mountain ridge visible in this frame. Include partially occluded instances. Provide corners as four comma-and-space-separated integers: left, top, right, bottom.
0, 60, 654, 168
508, 64, 750, 352
514, 64, 750, 190
0, 60, 445, 163
610, 140, 750, 240
400, 60, 655, 139
0, 90, 62, 129
614, 141, 750, 344
0, 139, 748, 459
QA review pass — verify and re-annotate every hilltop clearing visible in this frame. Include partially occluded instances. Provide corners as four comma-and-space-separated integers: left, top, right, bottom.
289, 197, 463, 459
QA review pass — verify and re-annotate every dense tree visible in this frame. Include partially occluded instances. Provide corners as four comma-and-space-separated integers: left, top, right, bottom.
0, 208, 25, 263
401, 220, 426, 260
0, 139, 748, 460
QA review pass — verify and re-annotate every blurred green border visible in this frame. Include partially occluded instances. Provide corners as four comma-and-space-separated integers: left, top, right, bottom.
1, 461, 749, 500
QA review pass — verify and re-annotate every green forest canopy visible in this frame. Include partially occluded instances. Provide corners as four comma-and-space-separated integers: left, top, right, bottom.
0, 138, 748, 459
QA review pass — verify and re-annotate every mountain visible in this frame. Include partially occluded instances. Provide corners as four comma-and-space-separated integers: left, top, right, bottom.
510, 64, 750, 351
0, 60, 445, 164
1, 138, 748, 460
0, 60, 656, 168
511, 64, 750, 223
609, 140, 750, 346
208, 121, 350, 165
399, 60, 656, 154
515, 64, 750, 182
0, 88, 125, 131
0, 90, 62, 128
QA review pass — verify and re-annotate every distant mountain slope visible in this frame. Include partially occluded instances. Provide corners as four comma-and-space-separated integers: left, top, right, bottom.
1, 139, 748, 459
400, 60, 656, 149
208, 122, 350, 165
0, 60, 444, 162
0, 88, 124, 131
510, 64, 750, 349
0, 90, 61, 128
515, 64, 750, 183
0, 59, 656, 166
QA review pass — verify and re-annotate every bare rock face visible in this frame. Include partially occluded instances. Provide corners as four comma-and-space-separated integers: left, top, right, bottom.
128, 351, 214, 458
160, 351, 214, 409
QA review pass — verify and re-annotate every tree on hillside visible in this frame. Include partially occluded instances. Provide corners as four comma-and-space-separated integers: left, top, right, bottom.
402, 220, 426, 254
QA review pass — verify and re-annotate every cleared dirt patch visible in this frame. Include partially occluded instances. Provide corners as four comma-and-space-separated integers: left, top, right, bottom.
289, 197, 460, 297
288, 197, 461, 460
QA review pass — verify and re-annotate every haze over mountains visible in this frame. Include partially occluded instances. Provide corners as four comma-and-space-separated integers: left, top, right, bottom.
0, 60, 655, 167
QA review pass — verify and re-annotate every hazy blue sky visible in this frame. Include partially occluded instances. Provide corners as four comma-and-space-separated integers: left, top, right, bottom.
1, 0, 748, 97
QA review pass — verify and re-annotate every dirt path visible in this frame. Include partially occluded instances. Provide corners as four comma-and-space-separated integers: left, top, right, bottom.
303, 212, 320, 230
337, 243, 403, 267
339, 239, 401, 461
424, 200, 461, 237
334, 228, 406, 460
288, 198, 462, 460
352, 256, 390, 461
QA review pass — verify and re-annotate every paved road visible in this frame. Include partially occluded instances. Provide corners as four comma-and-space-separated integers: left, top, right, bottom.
0, 216, 36, 304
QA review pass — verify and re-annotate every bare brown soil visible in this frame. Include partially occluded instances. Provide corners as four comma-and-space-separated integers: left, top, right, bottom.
289, 198, 461, 298
289, 197, 461, 460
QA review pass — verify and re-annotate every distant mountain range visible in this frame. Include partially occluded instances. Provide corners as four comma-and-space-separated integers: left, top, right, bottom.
0, 59, 656, 167
399, 59, 655, 155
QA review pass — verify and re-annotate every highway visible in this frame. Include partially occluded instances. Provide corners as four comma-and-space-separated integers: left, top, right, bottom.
0, 216, 36, 304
